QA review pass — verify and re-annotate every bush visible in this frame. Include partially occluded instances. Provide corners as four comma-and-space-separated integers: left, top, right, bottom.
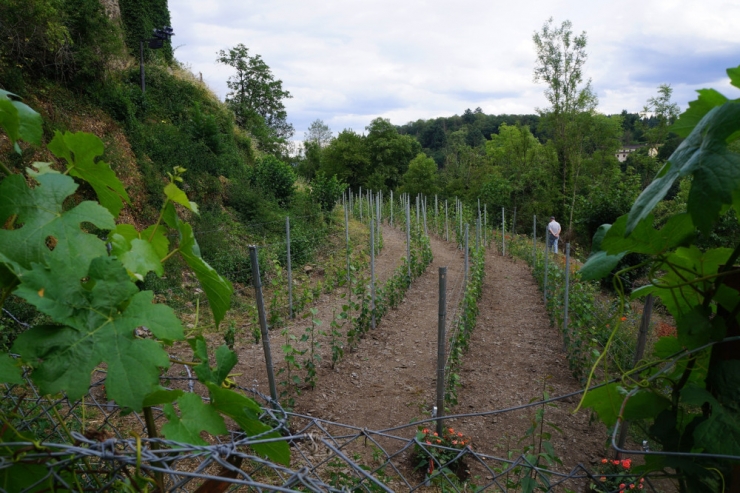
251, 155, 296, 205
310, 172, 346, 212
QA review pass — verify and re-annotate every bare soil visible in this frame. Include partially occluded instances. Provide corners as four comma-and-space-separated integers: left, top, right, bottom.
204, 223, 631, 489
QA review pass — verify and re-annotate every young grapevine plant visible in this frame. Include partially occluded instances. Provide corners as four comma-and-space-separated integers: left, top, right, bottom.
579, 66, 740, 492
0, 91, 290, 485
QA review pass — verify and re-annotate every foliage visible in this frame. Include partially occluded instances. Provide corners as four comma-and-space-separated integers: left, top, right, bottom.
217, 43, 293, 151
399, 153, 440, 197
364, 117, 422, 192
533, 17, 598, 225
321, 129, 370, 190
118, 0, 173, 62
250, 155, 296, 206
0, 0, 126, 90
304, 119, 333, 148
579, 65, 740, 492
445, 246, 485, 405
310, 171, 347, 212
0, 97, 290, 484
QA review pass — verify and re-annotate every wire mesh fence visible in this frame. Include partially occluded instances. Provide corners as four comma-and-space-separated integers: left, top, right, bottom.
2, 368, 675, 493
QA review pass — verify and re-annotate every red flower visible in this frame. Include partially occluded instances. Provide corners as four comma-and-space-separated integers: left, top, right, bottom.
601, 458, 608, 464
619, 484, 626, 491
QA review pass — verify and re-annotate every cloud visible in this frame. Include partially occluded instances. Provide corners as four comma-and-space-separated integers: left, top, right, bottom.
169, 0, 739, 140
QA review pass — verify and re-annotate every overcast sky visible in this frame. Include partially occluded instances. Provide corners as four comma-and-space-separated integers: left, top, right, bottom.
169, 1, 740, 142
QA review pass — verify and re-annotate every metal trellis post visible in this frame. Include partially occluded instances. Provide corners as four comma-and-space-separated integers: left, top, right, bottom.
436, 267, 447, 435
286, 216, 293, 319
249, 246, 278, 408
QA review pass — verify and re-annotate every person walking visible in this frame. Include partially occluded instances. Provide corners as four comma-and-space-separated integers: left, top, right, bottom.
547, 216, 561, 254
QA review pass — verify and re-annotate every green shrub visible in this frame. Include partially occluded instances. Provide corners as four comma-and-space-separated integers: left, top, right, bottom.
310, 172, 346, 212
250, 155, 296, 205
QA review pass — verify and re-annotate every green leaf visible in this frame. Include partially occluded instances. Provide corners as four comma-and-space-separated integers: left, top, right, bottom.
141, 224, 170, 260
110, 233, 164, 280
580, 383, 623, 426
12, 256, 184, 410
676, 307, 714, 349
601, 213, 694, 256
164, 182, 199, 213
653, 336, 684, 359
0, 173, 114, 281
727, 65, 740, 90
0, 90, 42, 149
0, 352, 23, 385
579, 250, 625, 281
630, 284, 656, 300
692, 403, 740, 456
215, 345, 238, 385
142, 387, 183, 407
161, 393, 227, 445
206, 383, 290, 465
623, 390, 671, 421
164, 204, 232, 327
48, 131, 131, 218
670, 89, 729, 138
628, 102, 740, 235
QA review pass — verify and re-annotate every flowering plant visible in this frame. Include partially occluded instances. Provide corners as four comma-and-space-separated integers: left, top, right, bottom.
589, 458, 645, 491
414, 426, 471, 476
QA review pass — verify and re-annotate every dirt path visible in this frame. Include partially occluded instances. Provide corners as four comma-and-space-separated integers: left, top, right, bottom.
293, 229, 466, 429
448, 249, 606, 478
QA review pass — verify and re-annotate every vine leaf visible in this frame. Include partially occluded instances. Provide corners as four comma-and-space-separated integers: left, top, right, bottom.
161, 393, 227, 445
627, 102, 740, 235
164, 183, 199, 213
164, 203, 233, 327
580, 383, 622, 426
0, 353, 23, 385
0, 173, 114, 283
670, 89, 729, 138
142, 387, 183, 407
190, 338, 237, 387
48, 131, 131, 218
12, 256, 184, 410
110, 227, 164, 280
0, 90, 42, 152
206, 383, 290, 465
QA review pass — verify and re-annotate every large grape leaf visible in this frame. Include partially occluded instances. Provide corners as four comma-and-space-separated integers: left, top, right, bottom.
12, 256, 184, 410
0, 352, 23, 385
163, 203, 232, 327
48, 131, 131, 218
188, 337, 237, 386
0, 90, 42, 152
670, 89, 729, 138
206, 383, 290, 465
109, 224, 170, 280
0, 173, 114, 283
161, 393, 227, 445
626, 102, 740, 235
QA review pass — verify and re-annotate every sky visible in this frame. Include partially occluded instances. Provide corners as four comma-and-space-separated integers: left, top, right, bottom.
169, 1, 740, 143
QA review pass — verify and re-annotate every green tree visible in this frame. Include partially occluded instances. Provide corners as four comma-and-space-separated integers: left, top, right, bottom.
320, 129, 369, 190
399, 153, 440, 196
533, 17, 597, 228
365, 118, 421, 192
304, 119, 333, 148
641, 83, 680, 149
216, 44, 293, 150
310, 171, 347, 212
250, 155, 296, 206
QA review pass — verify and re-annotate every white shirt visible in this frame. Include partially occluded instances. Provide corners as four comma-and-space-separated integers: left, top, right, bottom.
547, 220, 561, 238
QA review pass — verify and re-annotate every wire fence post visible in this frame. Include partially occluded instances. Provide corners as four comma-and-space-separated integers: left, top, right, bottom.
484, 204, 487, 246
616, 293, 654, 456
445, 200, 449, 242
435, 194, 439, 234
436, 267, 447, 435
512, 206, 517, 236
406, 197, 411, 280
464, 224, 469, 291
423, 196, 428, 236
543, 239, 549, 304
416, 194, 420, 232
533, 215, 537, 264
390, 190, 394, 227
345, 199, 351, 301
370, 212, 376, 330
249, 246, 278, 408
501, 207, 505, 256
563, 242, 571, 351
359, 187, 362, 222
286, 216, 293, 319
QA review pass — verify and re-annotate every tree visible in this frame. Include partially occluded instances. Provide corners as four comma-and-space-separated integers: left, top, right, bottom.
640, 83, 680, 149
533, 17, 597, 228
216, 44, 294, 149
364, 118, 421, 192
399, 153, 440, 197
304, 119, 333, 148
320, 129, 369, 190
